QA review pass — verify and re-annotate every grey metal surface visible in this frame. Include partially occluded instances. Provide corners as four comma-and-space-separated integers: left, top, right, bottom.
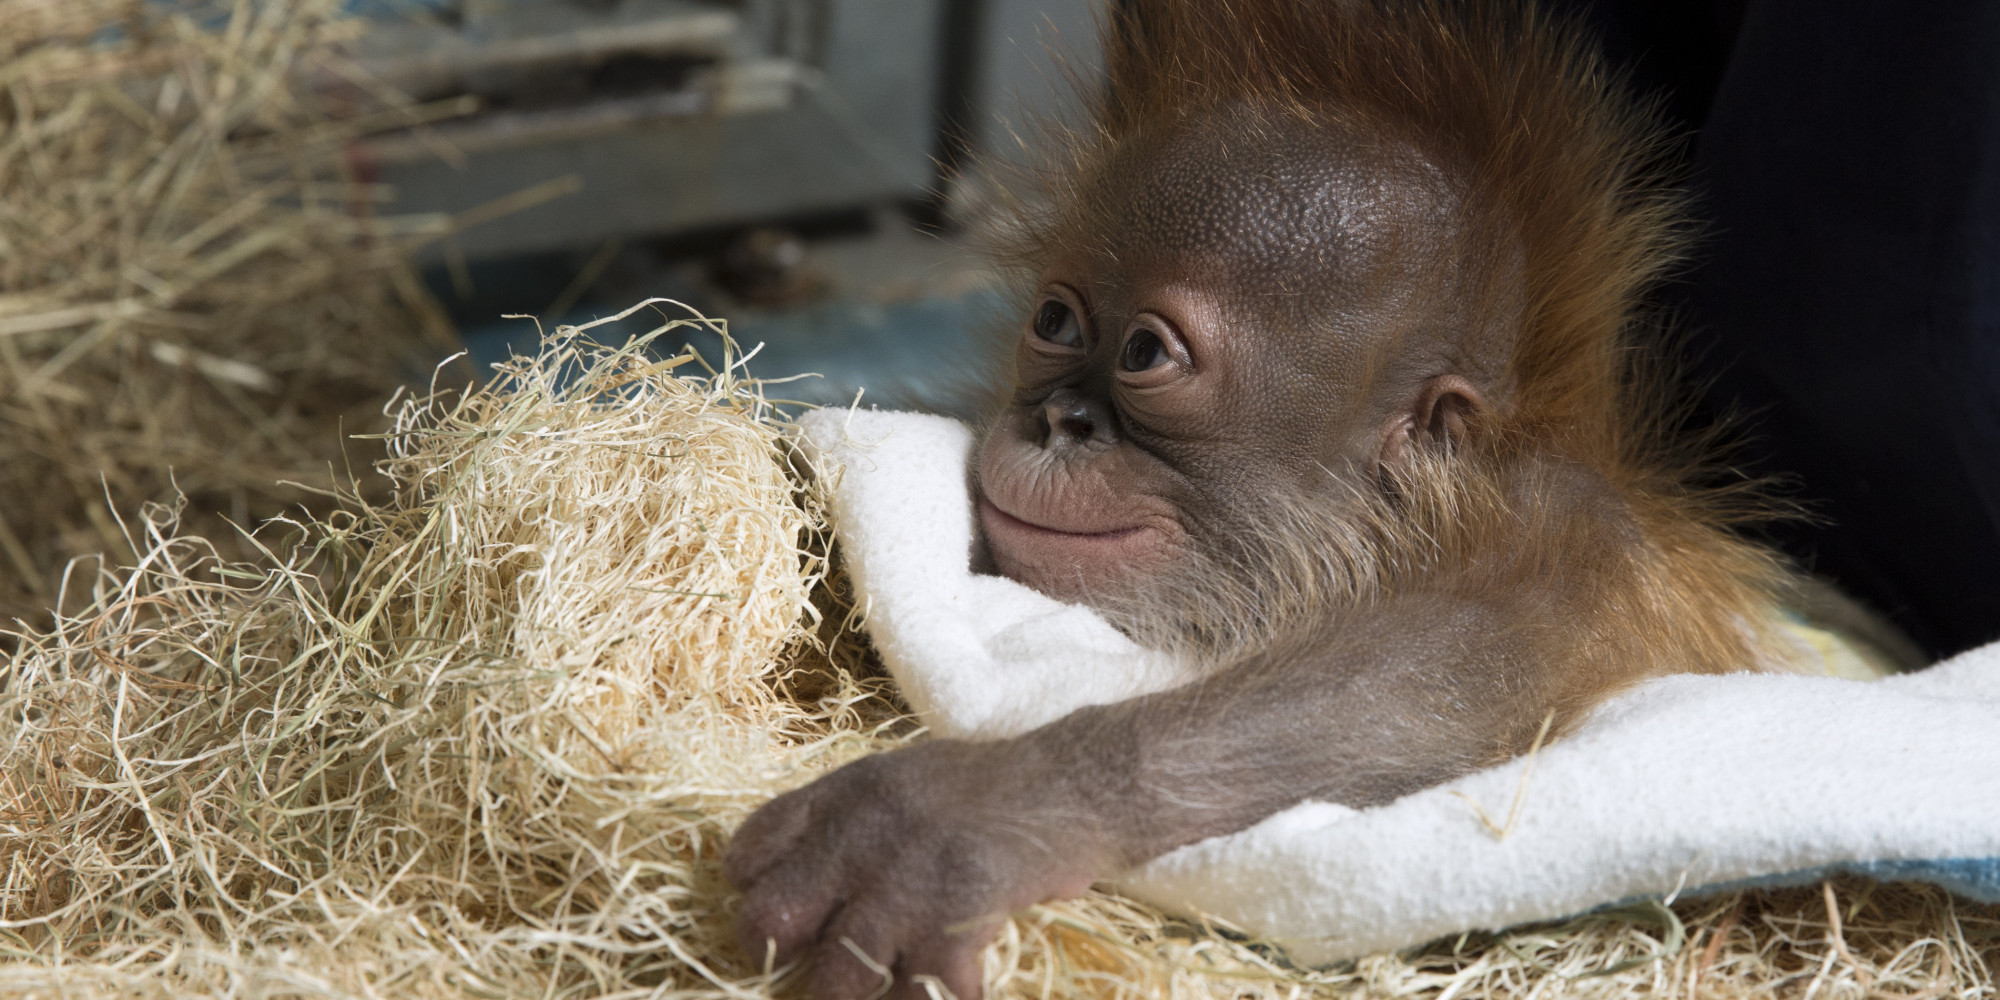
364, 0, 947, 260
353, 0, 741, 103
349, 0, 1097, 420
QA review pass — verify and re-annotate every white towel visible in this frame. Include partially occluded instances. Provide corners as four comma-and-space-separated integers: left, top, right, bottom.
795, 408, 2000, 964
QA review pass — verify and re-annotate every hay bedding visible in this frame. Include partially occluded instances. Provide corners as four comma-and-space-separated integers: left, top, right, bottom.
0, 0, 465, 626
0, 312, 872, 997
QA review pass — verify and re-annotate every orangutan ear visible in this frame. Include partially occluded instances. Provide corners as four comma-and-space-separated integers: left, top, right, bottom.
1376, 374, 1491, 479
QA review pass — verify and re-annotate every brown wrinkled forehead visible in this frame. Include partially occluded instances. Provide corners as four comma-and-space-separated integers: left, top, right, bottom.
1033, 99, 1522, 404
1063, 102, 1464, 300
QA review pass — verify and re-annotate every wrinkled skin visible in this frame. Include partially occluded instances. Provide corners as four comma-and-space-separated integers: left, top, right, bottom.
976, 113, 1498, 606
724, 108, 1599, 999
723, 739, 1108, 1000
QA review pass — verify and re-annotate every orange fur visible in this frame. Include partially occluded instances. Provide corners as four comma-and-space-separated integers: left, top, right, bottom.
1044, 0, 1681, 452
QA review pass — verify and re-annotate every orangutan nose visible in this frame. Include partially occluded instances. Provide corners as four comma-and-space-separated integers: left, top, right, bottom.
1039, 388, 1112, 448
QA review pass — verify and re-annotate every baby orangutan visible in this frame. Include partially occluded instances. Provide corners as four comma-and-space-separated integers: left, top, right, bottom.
726, 1, 1801, 996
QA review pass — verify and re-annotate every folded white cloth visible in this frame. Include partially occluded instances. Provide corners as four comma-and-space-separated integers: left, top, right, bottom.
795, 408, 2000, 964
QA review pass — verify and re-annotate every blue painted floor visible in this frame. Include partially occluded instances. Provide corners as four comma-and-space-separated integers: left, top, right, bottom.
444, 211, 1014, 420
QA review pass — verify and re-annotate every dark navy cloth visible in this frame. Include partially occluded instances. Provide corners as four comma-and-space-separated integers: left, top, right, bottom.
1565, 0, 2000, 657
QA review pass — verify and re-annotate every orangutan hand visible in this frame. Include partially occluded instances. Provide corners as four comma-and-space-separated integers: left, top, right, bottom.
724, 739, 1105, 1000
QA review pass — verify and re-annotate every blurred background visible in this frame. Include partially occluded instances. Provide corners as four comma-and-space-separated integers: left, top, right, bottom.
340, 0, 1113, 414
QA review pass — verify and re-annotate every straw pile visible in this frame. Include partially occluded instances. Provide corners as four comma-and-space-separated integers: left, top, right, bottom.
1, 306, 1992, 999
0, 312, 873, 997
0, 0, 459, 627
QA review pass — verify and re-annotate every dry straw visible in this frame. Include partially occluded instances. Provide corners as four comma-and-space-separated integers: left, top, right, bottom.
0, 307, 883, 998
0, 0, 465, 625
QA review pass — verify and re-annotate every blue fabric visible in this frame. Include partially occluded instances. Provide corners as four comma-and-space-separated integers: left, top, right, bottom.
1681, 858, 2000, 906
342, 0, 455, 17
1852, 859, 2000, 904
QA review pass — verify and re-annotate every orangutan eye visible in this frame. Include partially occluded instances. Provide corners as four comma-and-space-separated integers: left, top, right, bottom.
1032, 300, 1082, 347
1120, 329, 1168, 372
